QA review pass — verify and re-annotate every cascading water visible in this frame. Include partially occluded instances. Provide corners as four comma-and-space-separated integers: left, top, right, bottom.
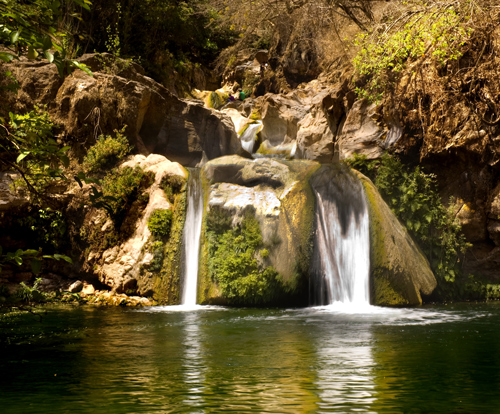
309, 165, 370, 306
239, 121, 261, 153
181, 168, 204, 306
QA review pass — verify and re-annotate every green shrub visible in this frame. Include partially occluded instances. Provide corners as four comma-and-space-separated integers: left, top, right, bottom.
161, 174, 186, 203
17, 278, 46, 304
206, 208, 282, 305
101, 166, 154, 224
83, 127, 131, 173
352, 4, 472, 102
19, 208, 66, 252
347, 154, 471, 297
147, 209, 173, 238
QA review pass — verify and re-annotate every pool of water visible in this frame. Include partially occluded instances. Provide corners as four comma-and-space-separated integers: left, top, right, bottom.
1, 302, 500, 413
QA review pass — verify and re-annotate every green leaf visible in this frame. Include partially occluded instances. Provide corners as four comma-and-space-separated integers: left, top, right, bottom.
23, 249, 39, 256
70, 60, 93, 77
27, 47, 39, 60
31, 258, 42, 274
0, 52, 15, 62
16, 151, 30, 163
10, 31, 20, 44
42, 36, 53, 50
44, 50, 54, 63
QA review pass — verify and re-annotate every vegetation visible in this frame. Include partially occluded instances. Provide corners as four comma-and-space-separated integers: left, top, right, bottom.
352, 2, 472, 102
82, 127, 131, 173
348, 154, 471, 298
0, 0, 93, 76
147, 209, 173, 239
152, 176, 188, 305
205, 207, 283, 306
161, 174, 186, 204
1, 106, 69, 201
0, 106, 73, 274
101, 166, 154, 226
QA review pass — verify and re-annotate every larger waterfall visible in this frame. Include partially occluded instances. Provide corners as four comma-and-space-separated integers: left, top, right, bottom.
181, 169, 204, 306
309, 166, 370, 306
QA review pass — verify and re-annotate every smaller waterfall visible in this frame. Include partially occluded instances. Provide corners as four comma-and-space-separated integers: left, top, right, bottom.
181, 169, 204, 306
310, 166, 370, 306
239, 121, 261, 153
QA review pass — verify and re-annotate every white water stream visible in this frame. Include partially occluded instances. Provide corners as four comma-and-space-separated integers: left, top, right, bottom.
181, 169, 204, 306
239, 121, 261, 153
310, 168, 370, 306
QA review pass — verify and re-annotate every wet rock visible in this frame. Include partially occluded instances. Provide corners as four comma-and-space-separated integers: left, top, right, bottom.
199, 155, 320, 305
68, 280, 84, 293
355, 171, 437, 305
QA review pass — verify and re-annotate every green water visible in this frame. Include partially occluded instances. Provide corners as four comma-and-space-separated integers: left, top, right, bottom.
1, 303, 500, 413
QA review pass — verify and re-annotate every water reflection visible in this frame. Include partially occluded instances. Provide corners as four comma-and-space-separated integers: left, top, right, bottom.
1, 304, 500, 413
181, 312, 205, 412
315, 326, 376, 413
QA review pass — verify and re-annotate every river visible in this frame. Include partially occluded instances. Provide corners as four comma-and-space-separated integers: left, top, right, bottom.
1, 303, 500, 413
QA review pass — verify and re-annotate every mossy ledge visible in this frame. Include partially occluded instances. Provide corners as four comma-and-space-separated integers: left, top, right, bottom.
152, 174, 188, 305
354, 170, 437, 306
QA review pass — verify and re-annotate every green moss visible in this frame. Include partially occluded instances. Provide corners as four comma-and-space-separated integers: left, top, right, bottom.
102, 166, 154, 226
249, 109, 261, 121
152, 174, 188, 305
205, 208, 283, 306
147, 209, 173, 239
373, 271, 410, 306
83, 127, 131, 173
207, 91, 227, 109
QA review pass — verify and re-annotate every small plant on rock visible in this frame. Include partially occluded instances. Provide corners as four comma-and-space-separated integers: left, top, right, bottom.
83, 127, 131, 173
147, 209, 173, 239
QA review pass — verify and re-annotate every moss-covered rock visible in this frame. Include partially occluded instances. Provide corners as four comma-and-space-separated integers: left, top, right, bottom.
86, 154, 188, 300
199, 155, 319, 306
355, 171, 437, 306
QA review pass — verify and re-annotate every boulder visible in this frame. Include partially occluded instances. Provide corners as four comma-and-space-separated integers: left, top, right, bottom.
4, 54, 243, 167
355, 171, 437, 305
68, 280, 84, 293
96, 154, 187, 295
252, 79, 350, 162
199, 155, 320, 305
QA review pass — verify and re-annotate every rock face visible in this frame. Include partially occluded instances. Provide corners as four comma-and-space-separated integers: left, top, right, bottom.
94, 154, 187, 295
356, 171, 437, 305
337, 100, 403, 160
196, 156, 436, 306
250, 78, 402, 163
3, 54, 243, 167
198, 155, 319, 305
0, 172, 28, 211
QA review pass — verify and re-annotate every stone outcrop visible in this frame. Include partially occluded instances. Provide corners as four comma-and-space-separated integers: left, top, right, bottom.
249, 77, 404, 163
93, 154, 187, 295
199, 155, 320, 305
3, 54, 243, 167
0, 172, 28, 211
356, 171, 437, 305
337, 100, 403, 160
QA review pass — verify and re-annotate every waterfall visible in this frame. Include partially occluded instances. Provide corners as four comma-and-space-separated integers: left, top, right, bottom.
181, 169, 204, 306
309, 166, 370, 306
239, 121, 261, 153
